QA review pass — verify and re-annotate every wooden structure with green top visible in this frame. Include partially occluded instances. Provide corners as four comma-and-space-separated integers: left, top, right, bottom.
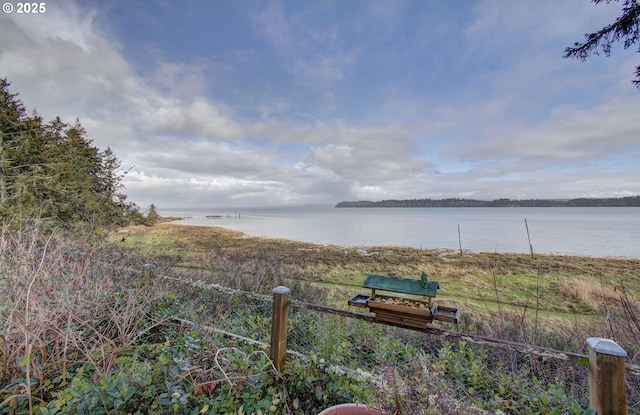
348, 272, 459, 329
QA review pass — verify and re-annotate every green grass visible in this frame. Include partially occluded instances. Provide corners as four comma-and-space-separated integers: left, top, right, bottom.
108, 223, 639, 324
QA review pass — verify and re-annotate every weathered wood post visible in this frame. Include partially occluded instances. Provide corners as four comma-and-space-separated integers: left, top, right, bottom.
270, 286, 290, 371
587, 337, 627, 415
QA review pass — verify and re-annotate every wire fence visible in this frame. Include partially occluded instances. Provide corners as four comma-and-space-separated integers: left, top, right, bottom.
161, 272, 640, 371
4, 222, 638, 413
157, 270, 639, 414
162, 274, 445, 375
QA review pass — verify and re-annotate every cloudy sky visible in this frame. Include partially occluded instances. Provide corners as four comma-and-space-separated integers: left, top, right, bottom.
1, 0, 639, 208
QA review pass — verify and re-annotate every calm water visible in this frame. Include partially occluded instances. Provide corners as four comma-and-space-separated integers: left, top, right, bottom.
160, 207, 640, 259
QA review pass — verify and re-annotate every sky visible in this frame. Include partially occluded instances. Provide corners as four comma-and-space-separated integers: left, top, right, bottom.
1, 0, 639, 209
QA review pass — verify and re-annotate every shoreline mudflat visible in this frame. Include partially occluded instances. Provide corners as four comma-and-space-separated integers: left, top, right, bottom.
160, 206, 640, 259
119, 222, 640, 273
114, 223, 640, 318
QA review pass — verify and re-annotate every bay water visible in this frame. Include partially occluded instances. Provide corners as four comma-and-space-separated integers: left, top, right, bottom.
160, 207, 640, 259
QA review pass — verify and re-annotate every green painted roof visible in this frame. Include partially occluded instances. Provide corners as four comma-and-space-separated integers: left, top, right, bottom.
363, 272, 439, 297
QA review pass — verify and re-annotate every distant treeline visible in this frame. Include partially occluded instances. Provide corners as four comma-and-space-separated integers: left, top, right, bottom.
335, 196, 640, 208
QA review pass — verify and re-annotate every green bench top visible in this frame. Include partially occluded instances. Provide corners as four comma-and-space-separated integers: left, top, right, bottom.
363, 272, 439, 297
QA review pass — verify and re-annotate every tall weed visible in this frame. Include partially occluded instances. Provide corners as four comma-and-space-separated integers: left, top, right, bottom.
0, 220, 176, 412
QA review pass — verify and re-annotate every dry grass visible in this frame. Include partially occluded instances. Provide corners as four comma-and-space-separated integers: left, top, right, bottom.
112, 223, 640, 318
0, 221, 176, 408
553, 276, 621, 313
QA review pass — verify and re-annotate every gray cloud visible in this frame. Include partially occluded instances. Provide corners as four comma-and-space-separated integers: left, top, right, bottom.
451, 95, 640, 164
1, 0, 638, 208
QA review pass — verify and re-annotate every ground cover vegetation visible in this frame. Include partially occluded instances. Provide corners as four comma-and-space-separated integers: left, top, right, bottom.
4, 220, 640, 415
109, 223, 639, 414
2, 79, 639, 413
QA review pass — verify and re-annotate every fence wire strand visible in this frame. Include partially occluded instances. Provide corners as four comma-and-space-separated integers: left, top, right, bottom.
161, 272, 640, 376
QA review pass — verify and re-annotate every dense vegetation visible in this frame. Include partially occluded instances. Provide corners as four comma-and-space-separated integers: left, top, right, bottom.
1, 78, 638, 414
109, 223, 639, 414
6, 221, 640, 414
0, 78, 149, 228
335, 196, 640, 208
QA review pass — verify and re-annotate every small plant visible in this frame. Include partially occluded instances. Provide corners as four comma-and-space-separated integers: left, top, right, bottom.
433, 341, 592, 414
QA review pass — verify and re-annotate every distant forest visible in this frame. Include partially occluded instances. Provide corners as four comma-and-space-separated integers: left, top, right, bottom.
335, 196, 640, 208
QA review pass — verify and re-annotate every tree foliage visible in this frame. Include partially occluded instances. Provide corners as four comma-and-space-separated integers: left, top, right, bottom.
0, 78, 140, 228
564, 0, 640, 89
146, 203, 160, 225
335, 196, 640, 208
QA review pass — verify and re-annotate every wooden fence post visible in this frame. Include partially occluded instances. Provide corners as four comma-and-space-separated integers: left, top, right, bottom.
587, 337, 627, 415
270, 286, 290, 372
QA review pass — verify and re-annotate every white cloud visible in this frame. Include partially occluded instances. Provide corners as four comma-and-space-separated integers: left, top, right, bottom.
453, 94, 640, 164
151, 97, 243, 139
4, 0, 99, 51
1, 0, 638, 208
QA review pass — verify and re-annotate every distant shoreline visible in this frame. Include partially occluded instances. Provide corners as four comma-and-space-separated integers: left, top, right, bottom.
335, 196, 640, 208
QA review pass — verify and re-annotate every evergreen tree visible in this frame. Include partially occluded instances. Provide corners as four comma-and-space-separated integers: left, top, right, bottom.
565, 0, 640, 89
0, 78, 140, 228
146, 204, 160, 225
0, 79, 45, 217
97, 146, 136, 226
0, 79, 22, 206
